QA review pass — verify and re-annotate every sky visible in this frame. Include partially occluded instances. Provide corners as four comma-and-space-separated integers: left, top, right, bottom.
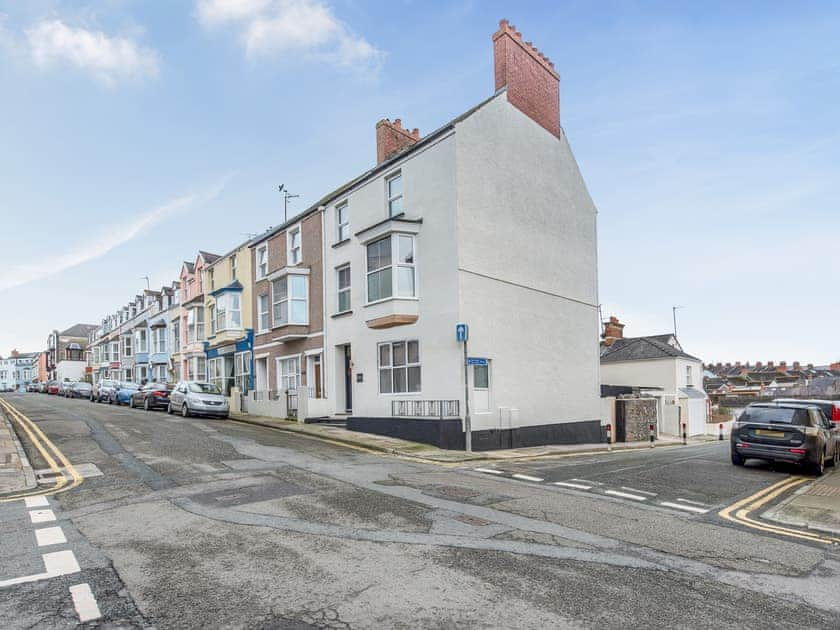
0, 0, 838, 364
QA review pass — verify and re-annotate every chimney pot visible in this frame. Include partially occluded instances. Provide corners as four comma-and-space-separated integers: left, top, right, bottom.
376, 117, 420, 164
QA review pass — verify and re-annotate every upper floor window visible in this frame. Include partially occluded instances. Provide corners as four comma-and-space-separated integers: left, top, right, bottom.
256, 246, 268, 279
686, 365, 693, 387
257, 294, 270, 332
187, 308, 204, 343
172, 322, 180, 352
209, 305, 216, 335
366, 234, 416, 303
230, 255, 237, 280
337, 203, 349, 242
272, 275, 308, 327
123, 336, 133, 357
288, 227, 302, 265
208, 268, 215, 291
135, 329, 148, 353
337, 265, 351, 313
152, 328, 166, 353
387, 173, 403, 216
216, 293, 242, 332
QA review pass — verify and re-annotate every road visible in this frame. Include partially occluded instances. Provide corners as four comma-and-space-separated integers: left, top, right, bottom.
1, 392, 839, 629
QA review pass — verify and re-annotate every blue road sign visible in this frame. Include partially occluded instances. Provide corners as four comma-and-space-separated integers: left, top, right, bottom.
467, 357, 487, 366
456, 323, 468, 343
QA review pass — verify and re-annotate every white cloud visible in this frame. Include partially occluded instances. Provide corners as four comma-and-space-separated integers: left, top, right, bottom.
196, 0, 382, 68
0, 178, 228, 293
25, 19, 160, 85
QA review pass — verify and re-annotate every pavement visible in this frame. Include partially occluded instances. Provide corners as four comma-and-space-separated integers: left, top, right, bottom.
765, 468, 840, 535
0, 405, 36, 495
230, 411, 715, 463
2, 392, 840, 629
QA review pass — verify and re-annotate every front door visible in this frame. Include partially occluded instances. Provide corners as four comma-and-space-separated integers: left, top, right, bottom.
344, 345, 352, 412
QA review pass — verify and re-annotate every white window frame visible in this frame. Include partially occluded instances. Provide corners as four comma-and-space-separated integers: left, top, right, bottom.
377, 340, 421, 394
123, 335, 133, 358
235, 351, 250, 393
256, 245, 268, 280
257, 294, 270, 332
230, 255, 237, 280
209, 304, 216, 335
336, 203, 349, 242
276, 355, 300, 393
172, 321, 180, 352
366, 234, 416, 304
287, 225, 302, 266
337, 264, 351, 313
187, 356, 206, 382
152, 328, 166, 354
135, 329, 147, 354
215, 293, 242, 332
136, 365, 149, 383
272, 275, 308, 327
386, 172, 403, 217
686, 365, 693, 387
153, 364, 167, 383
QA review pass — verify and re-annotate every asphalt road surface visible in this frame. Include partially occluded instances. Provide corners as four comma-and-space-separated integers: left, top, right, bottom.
2, 392, 839, 629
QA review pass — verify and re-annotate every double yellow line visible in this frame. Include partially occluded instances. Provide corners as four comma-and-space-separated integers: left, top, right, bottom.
719, 475, 840, 545
0, 398, 83, 502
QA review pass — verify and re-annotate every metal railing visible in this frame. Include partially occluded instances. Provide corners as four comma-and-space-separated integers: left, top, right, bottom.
286, 391, 298, 419
391, 400, 460, 419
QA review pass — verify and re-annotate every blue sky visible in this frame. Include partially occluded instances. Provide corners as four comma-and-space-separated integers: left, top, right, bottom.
1, 1, 838, 364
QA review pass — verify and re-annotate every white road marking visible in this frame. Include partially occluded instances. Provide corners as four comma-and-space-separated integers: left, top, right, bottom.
35, 527, 67, 547
474, 468, 504, 475
553, 481, 593, 490
512, 473, 544, 483
29, 509, 56, 524
43, 550, 80, 576
621, 486, 657, 497
0, 550, 80, 588
24, 496, 49, 508
676, 498, 711, 507
570, 478, 602, 486
660, 501, 710, 514
604, 490, 647, 501
70, 583, 102, 622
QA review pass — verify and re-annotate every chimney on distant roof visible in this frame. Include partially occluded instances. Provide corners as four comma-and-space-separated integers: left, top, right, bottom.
735, 361, 741, 368
376, 118, 420, 164
779, 361, 787, 371
493, 19, 560, 138
793, 361, 801, 370
767, 361, 774, 369
601, 316, 625, 347
756, 362, 763, 369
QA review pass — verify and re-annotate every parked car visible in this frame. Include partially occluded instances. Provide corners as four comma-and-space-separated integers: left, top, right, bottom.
130, 382, 172, 411
47, 381, 60, 395
168, 381, 229, 418
57, 380, 74, 396
731, 402, 839, 475
92, 379, 119, 403
39, 382, 49, 393
26, 383, 39, 392
774, 398, 840, 424
114, 381, 140, 406
66, 381, 93, 399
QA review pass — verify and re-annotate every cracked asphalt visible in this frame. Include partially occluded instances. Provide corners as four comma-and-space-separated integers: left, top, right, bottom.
2, 392, 839, 629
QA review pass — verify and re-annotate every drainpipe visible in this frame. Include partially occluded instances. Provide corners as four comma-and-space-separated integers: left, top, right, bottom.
319, 205, 328, 404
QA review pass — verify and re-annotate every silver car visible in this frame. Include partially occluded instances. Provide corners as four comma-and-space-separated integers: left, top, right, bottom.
168, 381, 229, 419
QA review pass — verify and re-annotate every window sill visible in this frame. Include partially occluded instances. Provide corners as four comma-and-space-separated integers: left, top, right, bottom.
364, 296, 418, 308
331, 310, 353, 319
270, 322, 310, 331
331, 238, 350, 249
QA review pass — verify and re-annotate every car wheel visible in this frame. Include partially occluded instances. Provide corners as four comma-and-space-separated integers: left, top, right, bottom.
812, 451, 826, 477
181, 403, 190, 418
167, 403, 173, 415
144, 398, 150, 411
129, 397, 135, 409
731, 450, 744, 466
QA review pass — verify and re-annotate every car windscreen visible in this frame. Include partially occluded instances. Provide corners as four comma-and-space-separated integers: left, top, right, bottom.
739, 407, 809, 426
188, 383, 221, 395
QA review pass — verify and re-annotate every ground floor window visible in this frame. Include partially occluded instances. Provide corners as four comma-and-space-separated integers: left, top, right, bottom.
208, 356, 234, 395
187, 357, 206, 382
136, 366, 149, 384
378, 340, 420, 394
123, 368, 133, 382
277, 356, 300, 393
153, 364, 167, 383
235, 351, 250, 393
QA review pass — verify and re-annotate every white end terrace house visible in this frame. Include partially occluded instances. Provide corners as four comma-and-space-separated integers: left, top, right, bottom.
599, 316, 710, 437
316, 20, 601, 449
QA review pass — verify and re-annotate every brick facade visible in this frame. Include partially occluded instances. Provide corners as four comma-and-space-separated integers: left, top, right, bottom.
493, 19, 560, 138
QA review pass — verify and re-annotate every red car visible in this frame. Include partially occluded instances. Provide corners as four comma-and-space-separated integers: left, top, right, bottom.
47, 381, 60, 395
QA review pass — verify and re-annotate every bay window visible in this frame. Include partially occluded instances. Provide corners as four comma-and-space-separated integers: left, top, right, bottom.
187, 356, 206, 381
378, 340, 421, 394
272, 275, 308, 326
215, 293, 241, 332
152, 328, 166, 353
366, 234, 415, 302
123, 335, 133, 357
208, 356, 234, 395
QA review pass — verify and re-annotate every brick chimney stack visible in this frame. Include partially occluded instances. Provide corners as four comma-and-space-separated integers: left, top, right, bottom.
601, 316, 625, 347
779, 361, 787, 372
767, 361, 774, 369
793, 361, 801, 370
493, 19, 560, 138
376, 118, 420, 164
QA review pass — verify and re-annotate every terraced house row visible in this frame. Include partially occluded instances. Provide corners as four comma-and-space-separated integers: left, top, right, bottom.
85, 21, 602, 450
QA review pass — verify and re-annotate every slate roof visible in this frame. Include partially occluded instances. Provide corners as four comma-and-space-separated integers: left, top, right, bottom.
600, 335, 701, 363
199, 251, 221, 264
60, 324, 97, 338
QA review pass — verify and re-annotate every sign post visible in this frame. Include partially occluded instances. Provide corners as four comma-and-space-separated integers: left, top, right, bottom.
456, 323, 471, 453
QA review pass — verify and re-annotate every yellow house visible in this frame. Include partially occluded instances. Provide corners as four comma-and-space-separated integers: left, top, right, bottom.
203, 241, 254, 398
